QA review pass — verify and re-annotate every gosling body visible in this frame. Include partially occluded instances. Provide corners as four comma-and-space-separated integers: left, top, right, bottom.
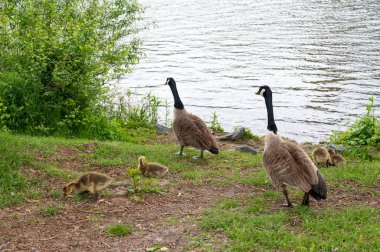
328, 149, 346, 166
138, 156, 169, 176
166, 77, 219, 159
312, 147, 331, 166
63, 172, 113, 199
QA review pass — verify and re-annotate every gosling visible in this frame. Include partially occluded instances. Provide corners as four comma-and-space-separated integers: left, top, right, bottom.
63, 171, 113, 200
138, 156, 169, 177
328, 149, 346, 166
312, 147, 331, 167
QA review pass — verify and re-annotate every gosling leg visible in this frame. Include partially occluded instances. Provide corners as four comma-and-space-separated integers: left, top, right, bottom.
301, 193, 310, 206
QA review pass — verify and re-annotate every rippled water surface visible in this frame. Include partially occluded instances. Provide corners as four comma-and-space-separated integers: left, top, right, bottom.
120, 0, 380, 142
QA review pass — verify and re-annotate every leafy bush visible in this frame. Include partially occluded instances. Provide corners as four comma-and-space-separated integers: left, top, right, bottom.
330, 96, 379, 158
0, 0, 146, 138
210, 112, 224, 133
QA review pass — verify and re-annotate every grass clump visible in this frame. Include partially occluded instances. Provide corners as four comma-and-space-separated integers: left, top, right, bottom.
40, 205, 60, 216
330, 96, 379, 159
106, 223, 133, 236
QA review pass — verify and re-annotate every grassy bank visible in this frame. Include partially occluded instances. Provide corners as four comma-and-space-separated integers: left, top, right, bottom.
0, 131, 379, 251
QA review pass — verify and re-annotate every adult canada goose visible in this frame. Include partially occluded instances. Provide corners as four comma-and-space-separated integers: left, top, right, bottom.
256, 86, 327, 206
138, 156, 169, 176
328, 149, 346, 167
63, 172, 113, 201
312, 147, 331, 166
165, 77, 219, 159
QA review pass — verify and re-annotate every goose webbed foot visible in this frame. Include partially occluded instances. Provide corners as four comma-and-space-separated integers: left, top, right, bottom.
193, 150, 204, 160
175, 145, 185, 156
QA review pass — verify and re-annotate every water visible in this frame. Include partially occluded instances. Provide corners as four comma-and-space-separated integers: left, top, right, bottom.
119, 0, 380, 142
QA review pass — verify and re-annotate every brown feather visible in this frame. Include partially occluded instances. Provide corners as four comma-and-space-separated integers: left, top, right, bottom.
173, 109, 218, 151
263, 132, 319, 193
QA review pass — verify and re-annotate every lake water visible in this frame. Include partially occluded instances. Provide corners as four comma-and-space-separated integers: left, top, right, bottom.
119, 0, 380, 142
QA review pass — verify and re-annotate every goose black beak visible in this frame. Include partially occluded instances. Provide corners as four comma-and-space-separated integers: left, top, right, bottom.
255, 91, 260, 95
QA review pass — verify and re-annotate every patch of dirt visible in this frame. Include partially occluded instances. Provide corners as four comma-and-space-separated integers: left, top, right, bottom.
0, 174, 258, 252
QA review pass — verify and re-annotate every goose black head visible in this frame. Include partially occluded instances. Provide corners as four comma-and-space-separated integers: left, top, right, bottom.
166, 77, 184, 109
256, 85, 272, 98
165, 77, 176, 86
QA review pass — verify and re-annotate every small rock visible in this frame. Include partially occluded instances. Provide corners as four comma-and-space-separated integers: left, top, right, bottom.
326, 143, 344, 152
218, 127, 245, 141
154, 123, 172, 134
235, 145, 258, 154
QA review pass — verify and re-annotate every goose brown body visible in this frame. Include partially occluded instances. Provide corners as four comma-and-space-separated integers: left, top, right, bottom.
173, 109, 218, 152
257, 85, 327, 206
263, 132, 319, 193
166, 77, 218, 158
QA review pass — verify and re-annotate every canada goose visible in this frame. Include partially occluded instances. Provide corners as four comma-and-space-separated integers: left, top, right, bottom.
256, 86, 327, 207
328, 149, 346, 166
63, 172, 113, 200
138, 156, 169, 176
312, 147, 331, 166
165, 77, 219, 159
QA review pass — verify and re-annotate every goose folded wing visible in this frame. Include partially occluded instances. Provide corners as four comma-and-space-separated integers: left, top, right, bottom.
264, 145, 313, 192
188, 114, 217, 149
281, 142, 318, 185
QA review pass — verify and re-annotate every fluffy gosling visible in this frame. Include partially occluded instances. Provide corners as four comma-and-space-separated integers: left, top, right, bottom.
328, 149, 346, 167
312, 147, 331, 166
63, 171, 113, 200
138, 156, 169, 177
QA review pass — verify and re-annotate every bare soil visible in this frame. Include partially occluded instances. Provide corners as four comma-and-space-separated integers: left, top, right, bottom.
0, 134, 378, 252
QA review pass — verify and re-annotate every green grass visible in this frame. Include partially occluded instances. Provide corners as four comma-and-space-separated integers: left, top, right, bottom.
39, 205, 60, 216
106, 223, 133, 236
199, 195, 379, 251
0, 130, 379, 251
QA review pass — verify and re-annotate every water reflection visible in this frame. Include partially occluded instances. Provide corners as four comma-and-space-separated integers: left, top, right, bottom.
120, 0, 380, 142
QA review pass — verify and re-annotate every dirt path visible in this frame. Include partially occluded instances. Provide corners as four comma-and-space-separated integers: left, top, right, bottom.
0, 176, 258, 251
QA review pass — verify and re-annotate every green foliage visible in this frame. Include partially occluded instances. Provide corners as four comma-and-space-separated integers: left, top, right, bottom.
106, 223, 133, 236
126, 167, 161, 194
0, 0, 146, 139
330, 96, 379, 158
111, 90, 161, 129
210, 112, 224, 133
242, 128, 261, 141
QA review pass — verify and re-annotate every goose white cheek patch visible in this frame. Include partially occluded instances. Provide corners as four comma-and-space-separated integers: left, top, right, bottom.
260, 89, 265, 96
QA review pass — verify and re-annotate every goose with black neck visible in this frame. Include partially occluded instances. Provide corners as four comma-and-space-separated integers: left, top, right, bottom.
166, 77, 219, 159
256, 85, 327, 207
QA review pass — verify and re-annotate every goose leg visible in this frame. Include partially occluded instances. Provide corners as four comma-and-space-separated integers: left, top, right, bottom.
281, 188, 293, 207
193, 150, 204, 160
176, 145, 185, 156
301, 193, 310, 206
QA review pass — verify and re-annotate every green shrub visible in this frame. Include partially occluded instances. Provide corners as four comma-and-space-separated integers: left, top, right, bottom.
210, 112, 224, 133
330, 96, 379, 158
0, 0, 146, 138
